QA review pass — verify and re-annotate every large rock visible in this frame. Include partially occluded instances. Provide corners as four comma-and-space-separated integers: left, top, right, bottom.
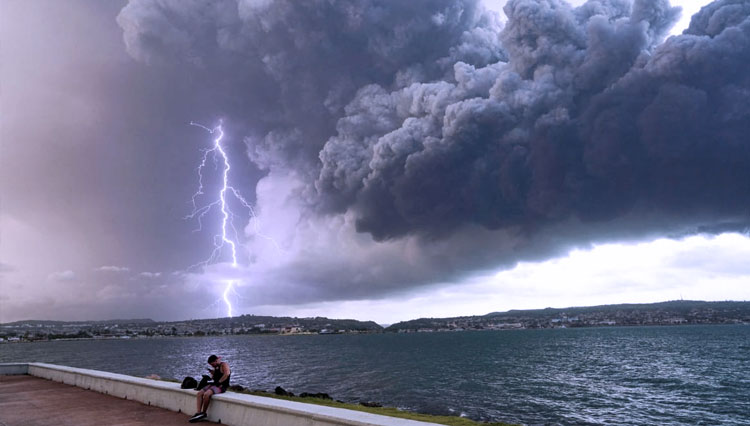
274, 386, 294, 397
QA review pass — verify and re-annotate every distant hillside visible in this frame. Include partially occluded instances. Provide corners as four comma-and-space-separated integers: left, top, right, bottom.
487, 300, 749, 317
1, 315, 382, 332
1, 319, 155, 327
386, 300, 750, 332
193, 314, 384, 332
1, 314, 382, 340
7, 301, 748, 338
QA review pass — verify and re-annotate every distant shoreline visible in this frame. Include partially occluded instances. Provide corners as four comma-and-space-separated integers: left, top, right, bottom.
385, 300, 750, 332
3, 300, 749, 342
3, 321, 748, 344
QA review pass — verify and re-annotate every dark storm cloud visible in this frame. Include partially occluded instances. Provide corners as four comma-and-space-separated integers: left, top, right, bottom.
117, 0, 750, 306
319, 0, 750, 240
117, 0, 504, 175
319, 0, 684, 239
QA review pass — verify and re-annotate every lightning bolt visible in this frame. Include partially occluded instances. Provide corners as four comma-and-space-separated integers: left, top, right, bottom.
187, 120, 246, 317
186, 120, 285, 318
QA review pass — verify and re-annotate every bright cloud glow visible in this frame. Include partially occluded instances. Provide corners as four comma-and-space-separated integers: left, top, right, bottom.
249, 233, 750, 324
138, 272, 162, 278
48, 270, 76, 282
670, 0, 714, 34
482, 0, 713, 35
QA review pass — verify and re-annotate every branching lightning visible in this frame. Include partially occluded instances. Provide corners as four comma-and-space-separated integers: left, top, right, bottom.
186, 120, 249, 317
186, 120, 284, 317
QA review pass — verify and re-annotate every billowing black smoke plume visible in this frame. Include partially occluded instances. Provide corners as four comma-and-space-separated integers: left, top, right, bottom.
118, 0, 750, 300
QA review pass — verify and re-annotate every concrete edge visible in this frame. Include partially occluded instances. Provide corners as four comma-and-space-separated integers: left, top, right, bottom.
0, 363, 440, 426
0, 363, 28, 375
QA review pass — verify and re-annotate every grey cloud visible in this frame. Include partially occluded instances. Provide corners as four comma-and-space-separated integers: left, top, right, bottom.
0, 263, 15, 274
48, 270, 76, 282
96, 266, 131, 273
663, 235, 750, 274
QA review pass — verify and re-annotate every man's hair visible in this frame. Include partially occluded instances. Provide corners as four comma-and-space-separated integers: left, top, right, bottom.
207, 354, 219, 363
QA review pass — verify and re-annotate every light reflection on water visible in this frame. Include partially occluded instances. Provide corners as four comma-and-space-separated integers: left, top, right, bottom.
2, 325, 748, 425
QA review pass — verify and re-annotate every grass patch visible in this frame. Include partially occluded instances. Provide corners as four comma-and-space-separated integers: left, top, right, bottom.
237, 389, 517, 426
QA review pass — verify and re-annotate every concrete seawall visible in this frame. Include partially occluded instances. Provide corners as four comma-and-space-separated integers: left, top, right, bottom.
0, 363, 440, 426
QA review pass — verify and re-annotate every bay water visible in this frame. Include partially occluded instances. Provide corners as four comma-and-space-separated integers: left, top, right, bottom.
2, 325, 748, 425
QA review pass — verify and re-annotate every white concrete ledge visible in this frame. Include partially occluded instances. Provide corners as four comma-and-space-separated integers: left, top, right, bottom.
0, 363, 440, 426
0, 363, 28, 375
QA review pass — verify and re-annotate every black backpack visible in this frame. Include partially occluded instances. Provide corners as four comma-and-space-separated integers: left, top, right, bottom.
181, 376, 198, 389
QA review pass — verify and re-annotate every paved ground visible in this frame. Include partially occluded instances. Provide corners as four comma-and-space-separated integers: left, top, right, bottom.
0, 375, 217, 426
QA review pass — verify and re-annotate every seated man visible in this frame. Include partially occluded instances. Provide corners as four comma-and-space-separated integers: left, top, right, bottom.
189, 354, 231, 423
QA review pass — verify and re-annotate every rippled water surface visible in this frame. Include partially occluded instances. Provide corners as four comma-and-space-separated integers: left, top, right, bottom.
2, 325, 749, 425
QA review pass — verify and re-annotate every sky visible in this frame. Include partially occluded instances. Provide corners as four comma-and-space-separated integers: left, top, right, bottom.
1, 0, 749, 325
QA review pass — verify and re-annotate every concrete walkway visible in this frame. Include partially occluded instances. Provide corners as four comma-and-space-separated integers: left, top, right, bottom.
0, 375, 217, 426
